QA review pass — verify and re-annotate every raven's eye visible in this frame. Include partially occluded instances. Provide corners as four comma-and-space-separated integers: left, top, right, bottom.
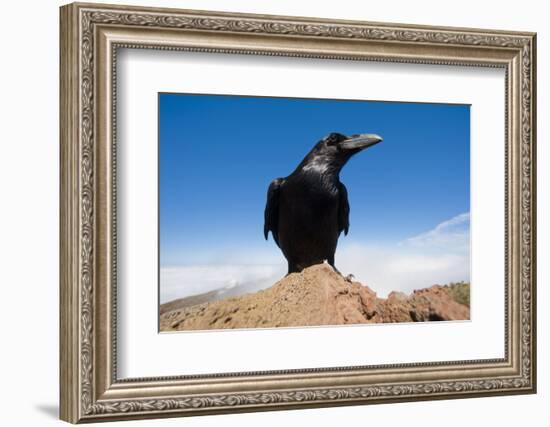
326, 134, 338, 146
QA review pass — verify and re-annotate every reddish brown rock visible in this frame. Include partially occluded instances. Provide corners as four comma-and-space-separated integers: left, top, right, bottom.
160, 264, 470, 332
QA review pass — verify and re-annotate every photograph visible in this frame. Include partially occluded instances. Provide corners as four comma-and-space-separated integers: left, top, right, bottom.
158, 93, 471, 332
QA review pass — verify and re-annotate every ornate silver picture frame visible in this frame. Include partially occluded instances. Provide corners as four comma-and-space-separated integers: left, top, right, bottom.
60, 2, 536, 423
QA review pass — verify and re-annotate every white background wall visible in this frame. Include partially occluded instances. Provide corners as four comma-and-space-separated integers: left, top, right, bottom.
0, 0, 546, 425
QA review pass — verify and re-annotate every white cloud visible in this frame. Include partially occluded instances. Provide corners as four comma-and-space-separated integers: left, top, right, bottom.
337, 245, 468, 298
160, 264, 285, 304
161, 213, 470, 303
337, 212, 470, 297
402, 212, 470, 252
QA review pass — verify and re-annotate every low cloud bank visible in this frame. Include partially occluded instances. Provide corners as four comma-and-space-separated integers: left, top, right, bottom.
160, 264, 285, 304
337, 212, 470, 296
161, 213, 470, 302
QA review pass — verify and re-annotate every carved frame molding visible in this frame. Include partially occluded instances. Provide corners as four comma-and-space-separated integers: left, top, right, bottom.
60, 2, 536, 423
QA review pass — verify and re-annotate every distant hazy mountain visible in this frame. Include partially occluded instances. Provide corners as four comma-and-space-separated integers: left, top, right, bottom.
160, 278, 271, 315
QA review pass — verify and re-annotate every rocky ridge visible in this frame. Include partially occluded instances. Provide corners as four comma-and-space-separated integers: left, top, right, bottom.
160, 264, 470, 332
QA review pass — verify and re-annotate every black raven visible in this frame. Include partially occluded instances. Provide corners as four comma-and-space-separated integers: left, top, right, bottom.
264, 132, 382, 274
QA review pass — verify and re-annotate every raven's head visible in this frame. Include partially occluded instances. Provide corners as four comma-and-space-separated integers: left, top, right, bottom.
299, 132, 383, 175
322, 132, 382, 153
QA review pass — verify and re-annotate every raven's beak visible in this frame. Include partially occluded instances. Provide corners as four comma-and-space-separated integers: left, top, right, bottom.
339, 134, 383, 151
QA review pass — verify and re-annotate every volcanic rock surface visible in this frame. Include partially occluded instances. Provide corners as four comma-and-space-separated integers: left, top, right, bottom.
160, 264, 470, 332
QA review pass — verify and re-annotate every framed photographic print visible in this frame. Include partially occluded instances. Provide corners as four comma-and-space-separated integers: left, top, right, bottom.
60, 2, 537, 423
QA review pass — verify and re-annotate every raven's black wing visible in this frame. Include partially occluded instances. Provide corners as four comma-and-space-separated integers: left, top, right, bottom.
264, 178, 284, 246
338, 182, 350, 236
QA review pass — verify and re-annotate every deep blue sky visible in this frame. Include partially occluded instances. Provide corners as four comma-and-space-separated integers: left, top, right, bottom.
159, 93, 470, 267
